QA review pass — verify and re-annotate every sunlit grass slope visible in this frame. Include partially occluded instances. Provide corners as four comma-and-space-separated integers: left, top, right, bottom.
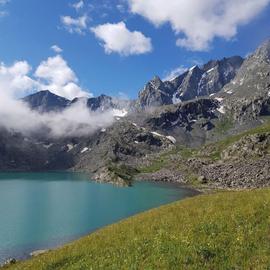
5, 189, 270, 270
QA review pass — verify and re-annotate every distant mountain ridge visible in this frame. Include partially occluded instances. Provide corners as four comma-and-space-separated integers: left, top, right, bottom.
23, 91, 131, 113
22, 90, 70, 112
22, 55, 244, 113
137, 56, 243, 109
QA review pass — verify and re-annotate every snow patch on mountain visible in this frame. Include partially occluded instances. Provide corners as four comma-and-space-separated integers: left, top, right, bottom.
217, 106, 225, 114
67, 144, 74, 152
81, 147, 89, 153
113, 109, 128, 117
151, 131, 163, 137
172, 93, 181, 104
166, 136, 176, 144
207, 67, 215, 73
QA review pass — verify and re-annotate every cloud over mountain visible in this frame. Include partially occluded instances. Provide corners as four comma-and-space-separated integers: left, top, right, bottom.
0, 54, 90, 100
0, 60, 37, 96
35, 55, 90, 99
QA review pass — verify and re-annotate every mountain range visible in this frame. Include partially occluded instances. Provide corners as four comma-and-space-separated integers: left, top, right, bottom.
1, 39, 270, 187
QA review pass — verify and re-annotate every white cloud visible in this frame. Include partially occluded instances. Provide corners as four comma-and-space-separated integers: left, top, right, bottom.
0, 87, 116, 137
51, 45, 63, 53
163, 66, 187, 81
0, 56, 91, 100
0, 61, 37, 96
128, 0, 270, 51
35, 55, 91, 99
0, 58, 116, 138
91, 21, 152, 56
61, 14, 88, 34
72, 0, 84, 11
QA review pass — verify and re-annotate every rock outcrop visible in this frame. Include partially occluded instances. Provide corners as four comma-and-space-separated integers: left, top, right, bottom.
137, 56, 243, 109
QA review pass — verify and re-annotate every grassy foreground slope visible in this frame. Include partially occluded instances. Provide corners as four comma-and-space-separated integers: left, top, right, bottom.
5, 189, 270, 270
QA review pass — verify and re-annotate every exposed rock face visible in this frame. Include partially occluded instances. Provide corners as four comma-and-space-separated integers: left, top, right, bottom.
0, 120, 173, 176
23, 91, 131, 114
196, 158, 270, 189
0, 128, 74, 171
220, 39, 270, 122
146, 98, 219, 131
174, 66, 204, 101
22, 90, 70, 112
138, 76, 175, 108
137, 56, 243, 109
73, 121, 174, 173
2, 258, 17, 266
137, 169, 185, 183
187, 130, 270, 189
221, 133, 270, 160
71, 94, 131, 112
92, 167, 128, 187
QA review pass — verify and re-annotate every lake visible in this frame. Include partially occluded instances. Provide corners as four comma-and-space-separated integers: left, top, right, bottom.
0, 172, 197, 263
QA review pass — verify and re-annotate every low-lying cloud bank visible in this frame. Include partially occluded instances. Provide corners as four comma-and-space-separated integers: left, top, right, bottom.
0, 56, 120, 138
0, 91, 117, 138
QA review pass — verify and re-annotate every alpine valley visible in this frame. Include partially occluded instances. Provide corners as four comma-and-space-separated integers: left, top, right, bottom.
2, 39, 270, 189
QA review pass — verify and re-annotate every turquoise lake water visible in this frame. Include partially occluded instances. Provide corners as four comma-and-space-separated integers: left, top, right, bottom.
0, 172, 196, 263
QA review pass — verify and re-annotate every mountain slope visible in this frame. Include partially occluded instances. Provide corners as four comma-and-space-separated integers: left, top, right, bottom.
22, 90, 70, 112
219, 39, 270, 122
137, 56, 243, 109
23, 91, 131, 114
138, 119, 270, 189
71, 94, 131, 112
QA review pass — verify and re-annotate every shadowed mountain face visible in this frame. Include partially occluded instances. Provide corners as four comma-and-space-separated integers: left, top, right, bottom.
23, 92, 131, 113
22, 90, 70, 112
137, 56, 243, 109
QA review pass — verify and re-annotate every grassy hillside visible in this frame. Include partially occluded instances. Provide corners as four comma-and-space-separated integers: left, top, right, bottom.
5, 189, 270, 270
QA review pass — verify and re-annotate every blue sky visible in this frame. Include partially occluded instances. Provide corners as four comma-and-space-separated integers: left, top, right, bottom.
0, 0, 270, 100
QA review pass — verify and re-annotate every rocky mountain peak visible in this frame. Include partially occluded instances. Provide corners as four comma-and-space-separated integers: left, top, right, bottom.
137, 76, 173, 108
253, 38, 270, 62
22, 90, 70, 112
151, 75, 162, 83
147, 76, 164, 90
137, 55, 243, 109
188, 65, 200, 73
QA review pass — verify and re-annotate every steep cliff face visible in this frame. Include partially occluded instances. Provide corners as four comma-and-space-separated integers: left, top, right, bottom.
145, 98, 219, 131
219, 39, 270, 122
137, 76, 175, 108
137, 56, 243, 109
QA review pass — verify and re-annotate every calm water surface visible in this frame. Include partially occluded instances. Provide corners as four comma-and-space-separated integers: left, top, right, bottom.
0, 172, 197, 263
